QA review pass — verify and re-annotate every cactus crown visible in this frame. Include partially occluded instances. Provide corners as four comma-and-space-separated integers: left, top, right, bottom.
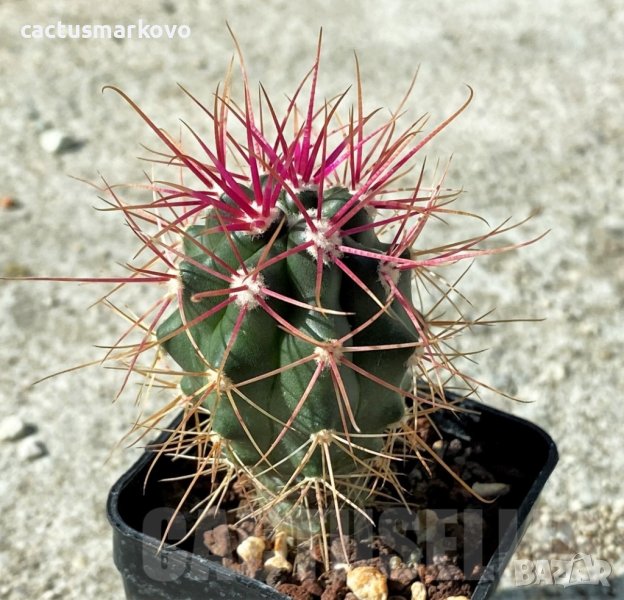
8, 35, 536, 554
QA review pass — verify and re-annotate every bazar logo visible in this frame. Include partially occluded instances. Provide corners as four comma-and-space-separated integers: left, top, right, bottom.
513, 554, 612, 587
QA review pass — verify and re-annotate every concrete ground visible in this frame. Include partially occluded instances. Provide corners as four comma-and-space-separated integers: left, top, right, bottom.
1, 0, 622, 598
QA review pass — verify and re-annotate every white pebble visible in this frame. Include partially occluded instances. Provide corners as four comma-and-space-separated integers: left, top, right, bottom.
236, 536, 265, 563
539, 362, 566, 383
264, 553, 292, 571
432, 440, 445, 456
410, 580, 427, 600
0, 415, 28, 442
17, 437, 47, 461
264, 531, 292, 572
346, 565, 388, 600
39, 129, 74, 154
472, 482, 510, 499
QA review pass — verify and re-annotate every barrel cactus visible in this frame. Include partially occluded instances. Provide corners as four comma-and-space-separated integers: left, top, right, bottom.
7, 35, 534, 548
157, 181, 421, 512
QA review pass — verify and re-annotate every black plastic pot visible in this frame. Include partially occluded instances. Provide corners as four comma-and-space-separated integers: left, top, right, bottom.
107, 398, 558, 600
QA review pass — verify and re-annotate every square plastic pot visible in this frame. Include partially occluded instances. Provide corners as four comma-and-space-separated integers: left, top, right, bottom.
107, 397, 558, 599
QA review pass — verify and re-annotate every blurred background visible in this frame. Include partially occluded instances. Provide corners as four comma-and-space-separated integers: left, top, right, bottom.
1, 0, 622, 597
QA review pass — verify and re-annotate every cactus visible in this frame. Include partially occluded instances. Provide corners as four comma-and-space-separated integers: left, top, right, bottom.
156, 182, 419, 492
5, 34, 536, 549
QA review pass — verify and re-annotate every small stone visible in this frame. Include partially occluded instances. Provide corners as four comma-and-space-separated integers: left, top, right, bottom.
272, 531, 289, 554
301, 579, 324, 596
539, 362, 566, 383
410, 581, 427, 600
471, 482, 510, 499
39, 129, 76, 154
265, 567, 290, 587
447, 438, 462, 456
0, 197, 18, 210
236, 536, 265, 563
407, 547, 423, 566
203, 524, 237, 557
2, 263, 33, 278
322, 576, 348, 600
276, 582, 312, 600
389, 564, 419, 590
0, 415, 29, 441
346, 566, 388, 600
265, 531, 293, 572
294, 552, 318, 583
569, 484, 598, 510
265, 553, 292, 572
331, 536, 360, 562
432, 440, 445, 456
17, 437, 47, 461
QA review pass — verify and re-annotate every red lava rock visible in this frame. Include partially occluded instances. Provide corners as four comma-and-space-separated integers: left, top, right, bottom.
321, 570, 348, 599
352, 555, 390, 577
234, 521, 256, 538
301, 578, 324, 596
265, 566, 291, 587
330, 536, 361, 563
426, 580, 473, 600
202, 524, 237, 557
309, 540, 326, 563
276, 582, 314, 600
430, 562, 463, 582
221, 557, 242, 573
222, 554, 262, 579
389, 565, 419, 591
242, 558, 263, 579
294, 552, 320, 583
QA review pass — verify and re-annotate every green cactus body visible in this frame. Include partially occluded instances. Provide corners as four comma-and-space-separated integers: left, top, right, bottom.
156, 185, 419, 502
